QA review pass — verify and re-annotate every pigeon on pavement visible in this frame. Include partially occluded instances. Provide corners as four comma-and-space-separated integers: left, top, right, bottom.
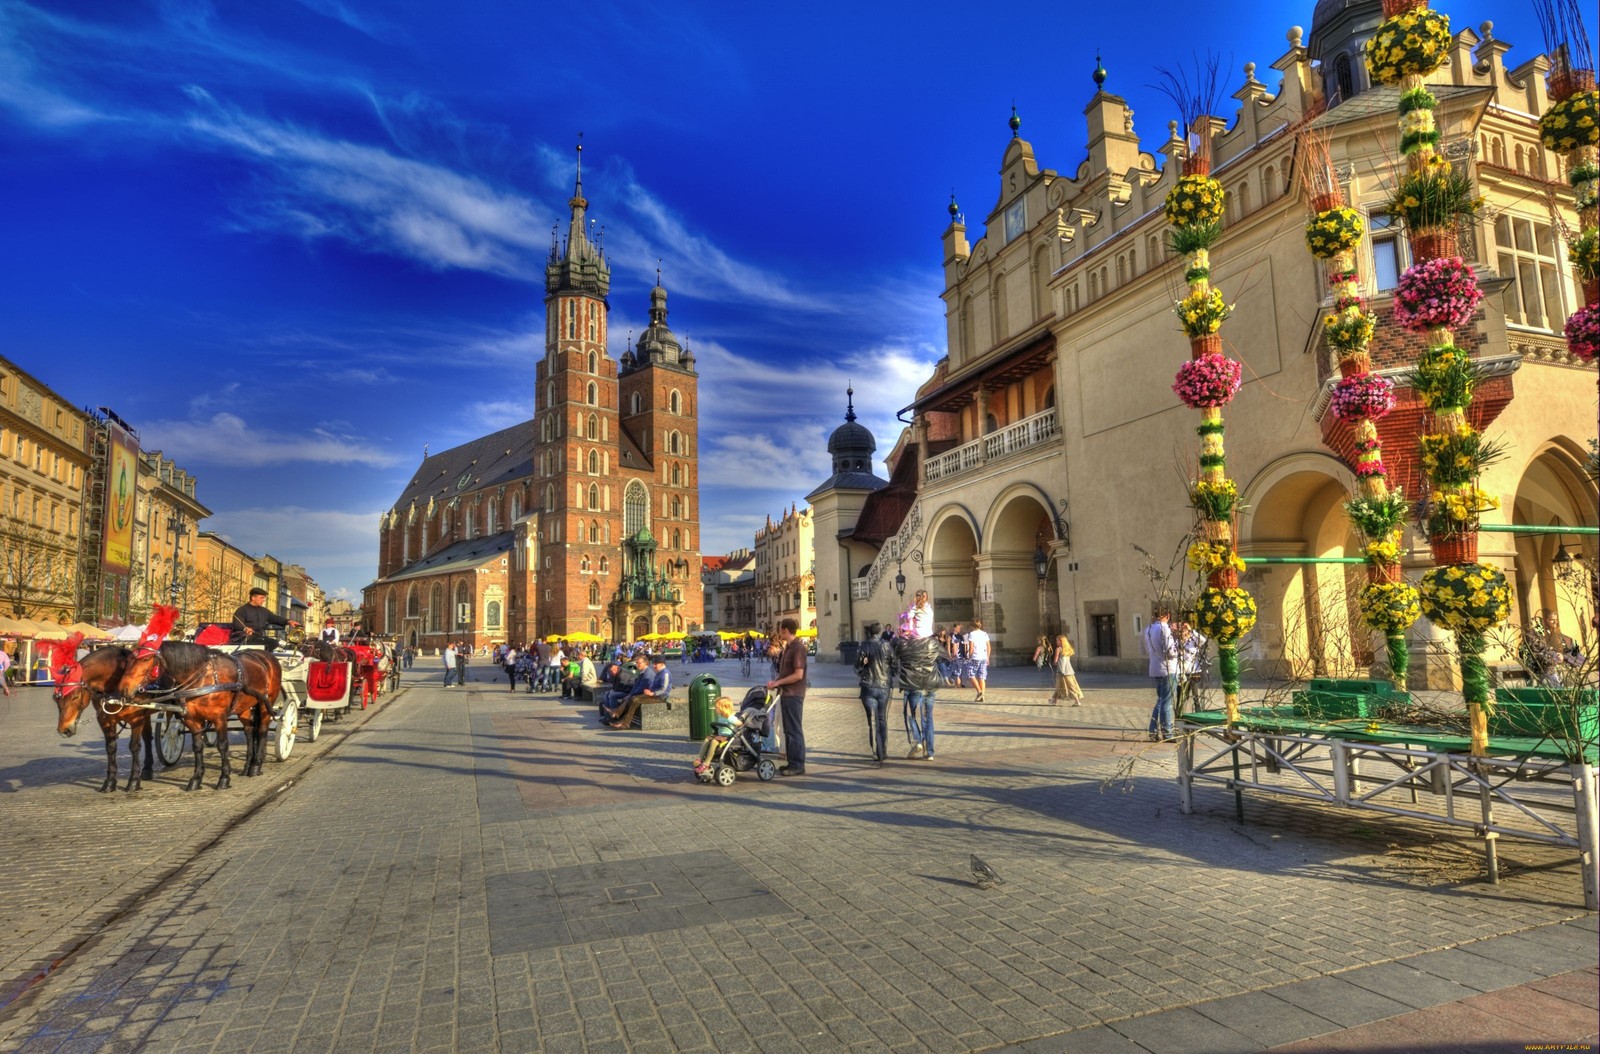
970, 853, 1002, 890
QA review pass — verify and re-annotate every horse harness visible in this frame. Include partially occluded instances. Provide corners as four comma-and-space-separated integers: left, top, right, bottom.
103, 658, 244, 716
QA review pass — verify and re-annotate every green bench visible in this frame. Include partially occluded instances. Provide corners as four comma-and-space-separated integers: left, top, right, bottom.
1490, 687, 1598, 742
1292, 677, 1408, 720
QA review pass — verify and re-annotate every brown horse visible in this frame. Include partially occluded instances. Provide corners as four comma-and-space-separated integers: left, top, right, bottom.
53, 644, 157, 793
118, 642, 281, 791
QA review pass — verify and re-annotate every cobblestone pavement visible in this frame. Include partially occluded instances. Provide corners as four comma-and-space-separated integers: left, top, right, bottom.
0, 659, 1592, 1053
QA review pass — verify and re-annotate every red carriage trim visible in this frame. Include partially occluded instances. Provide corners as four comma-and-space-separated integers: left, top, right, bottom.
195, 625, 231, 646
306, 660, 352, 703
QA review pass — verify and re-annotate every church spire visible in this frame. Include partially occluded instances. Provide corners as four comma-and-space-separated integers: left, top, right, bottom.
545, 135, 610, 297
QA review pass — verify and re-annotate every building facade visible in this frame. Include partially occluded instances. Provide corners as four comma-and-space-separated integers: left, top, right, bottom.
813, 3, 1596, 675
130, 450, 210, 623
752, 504, 816, 633
0, 356, 92, 621
365, 149, 705, 650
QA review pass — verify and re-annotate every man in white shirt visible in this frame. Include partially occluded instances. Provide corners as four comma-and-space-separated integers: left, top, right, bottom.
965, 620, 991, 703
1143, 607, 1179, 740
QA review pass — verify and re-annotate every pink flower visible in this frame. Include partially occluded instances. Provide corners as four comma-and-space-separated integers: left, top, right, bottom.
1173, 353, 1243, 409
1328, 373, 1396, 422
1565, 303, 1600, 364
1392, 256, 1482, 333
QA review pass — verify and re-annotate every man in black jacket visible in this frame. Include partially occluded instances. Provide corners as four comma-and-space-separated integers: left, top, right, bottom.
855, 630, 898, 764
231, 588, 297, 649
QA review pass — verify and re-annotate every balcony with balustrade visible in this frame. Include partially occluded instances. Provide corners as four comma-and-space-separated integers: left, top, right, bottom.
922, 407, 1060, 485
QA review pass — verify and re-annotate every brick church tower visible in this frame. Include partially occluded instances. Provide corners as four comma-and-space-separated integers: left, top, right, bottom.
531, 143, 703, 641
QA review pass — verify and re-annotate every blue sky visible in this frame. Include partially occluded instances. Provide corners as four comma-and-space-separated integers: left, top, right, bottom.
0, 0, 1554, 600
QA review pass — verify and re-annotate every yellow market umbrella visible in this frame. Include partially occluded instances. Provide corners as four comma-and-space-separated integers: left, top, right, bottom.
67, 622, 109, 639
796, 627, 818, 638
637, 632, 662, 641
562, 631, 606, 643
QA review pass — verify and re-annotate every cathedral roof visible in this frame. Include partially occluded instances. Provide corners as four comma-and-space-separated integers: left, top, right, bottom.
374, 532, 515, 584
392, 421, 534, 512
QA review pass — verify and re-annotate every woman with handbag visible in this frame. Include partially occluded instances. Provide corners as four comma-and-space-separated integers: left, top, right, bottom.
1051, 632, 1084, 706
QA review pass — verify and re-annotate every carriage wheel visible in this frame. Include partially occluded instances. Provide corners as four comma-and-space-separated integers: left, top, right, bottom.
308, 707, 324, 742
155, 713, 185, 767
275, 699, 298, 761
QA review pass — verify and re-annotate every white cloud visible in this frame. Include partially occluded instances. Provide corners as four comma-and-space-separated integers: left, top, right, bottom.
142, 411, 404, 468
205, 505, 381, 596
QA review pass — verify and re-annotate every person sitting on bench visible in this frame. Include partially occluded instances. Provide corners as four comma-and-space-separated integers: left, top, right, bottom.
606, 654, 672, 728
598, 654, 648, 720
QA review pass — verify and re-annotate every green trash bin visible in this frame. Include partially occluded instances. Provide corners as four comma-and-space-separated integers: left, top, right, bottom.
688, 673, 720, 741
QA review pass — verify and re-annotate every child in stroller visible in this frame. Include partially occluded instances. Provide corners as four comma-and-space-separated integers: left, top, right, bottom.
694, 687, 780, 786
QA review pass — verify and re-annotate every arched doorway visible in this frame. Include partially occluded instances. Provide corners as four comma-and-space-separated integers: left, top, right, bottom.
925, 507, 979, 630
1509, 440, 1598, 639
1241, 455, 1362, 679
632, 615, 648, 641
983, 488, 1057, 657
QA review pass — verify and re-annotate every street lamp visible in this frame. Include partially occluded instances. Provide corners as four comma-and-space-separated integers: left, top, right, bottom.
894, 566, 906, 598
1033, 544, 1049, 582
167, 511, 187, 608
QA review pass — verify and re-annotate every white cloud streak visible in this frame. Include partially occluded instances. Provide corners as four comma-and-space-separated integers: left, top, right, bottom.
142, 411, 404, 469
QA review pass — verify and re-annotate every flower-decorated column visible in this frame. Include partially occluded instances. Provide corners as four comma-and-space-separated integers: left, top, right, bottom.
1300, 131, 1420, 690
1166, 130, 1256, 724
1366, 0, 1505, 754
1538, 11, 1599, 418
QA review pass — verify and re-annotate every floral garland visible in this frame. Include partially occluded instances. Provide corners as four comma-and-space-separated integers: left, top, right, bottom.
1174, 353, 1243, 408
1409, 343, 1475, 413
1328, 373, 1396, 422
1164, 174, 1226, 229
1305, 207, 1364, 258
1360, 581, 1422, 631
1174, 288, 1233, 337
1363, 8, 1451, 85
1192, 587, 1258, 643
1565, 303, 1600, 363
1418, 563, 1511, 635
1189, 477, 1238, 519
1324, 295, 1377, 352
1538, 89, 1600, 153
1570, 228, 1599, 284
1353, 428, 1388, 479
1392, 256, 1484, 332
1187, 540, 1246, 575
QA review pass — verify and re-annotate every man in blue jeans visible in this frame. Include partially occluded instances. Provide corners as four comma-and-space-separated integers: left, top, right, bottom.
766, 618, 808, 776
1143, 607, 1179, 740
854, 630, 896, 764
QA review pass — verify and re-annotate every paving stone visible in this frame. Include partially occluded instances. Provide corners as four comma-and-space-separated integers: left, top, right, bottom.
1190, 989, 1342, 1047
1, 671, 1594, 1053
1263, 975, 1413, 1029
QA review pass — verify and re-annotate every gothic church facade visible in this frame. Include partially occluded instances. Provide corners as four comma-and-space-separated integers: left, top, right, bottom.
364, 149, 703, 649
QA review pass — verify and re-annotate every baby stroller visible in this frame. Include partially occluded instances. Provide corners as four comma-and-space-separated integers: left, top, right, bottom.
695, 687, 780, 786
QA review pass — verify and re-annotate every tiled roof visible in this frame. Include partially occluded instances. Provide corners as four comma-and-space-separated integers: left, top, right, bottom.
392, 422, 534, 511
375, 532, 515, 584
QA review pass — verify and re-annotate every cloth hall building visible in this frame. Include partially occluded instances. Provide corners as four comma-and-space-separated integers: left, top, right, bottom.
811, 2, 1595, 679
363, 151, 704, 650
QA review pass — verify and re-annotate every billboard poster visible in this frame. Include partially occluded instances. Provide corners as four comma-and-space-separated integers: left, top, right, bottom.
101, 423, 138, 575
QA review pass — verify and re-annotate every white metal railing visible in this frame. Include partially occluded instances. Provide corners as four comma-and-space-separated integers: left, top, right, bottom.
923, 407, 1058, 483
865, 500, 921, 599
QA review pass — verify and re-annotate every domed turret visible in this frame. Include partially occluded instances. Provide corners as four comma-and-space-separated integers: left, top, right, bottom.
826, 387, 876, 474
1308, 0, 1382, 106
